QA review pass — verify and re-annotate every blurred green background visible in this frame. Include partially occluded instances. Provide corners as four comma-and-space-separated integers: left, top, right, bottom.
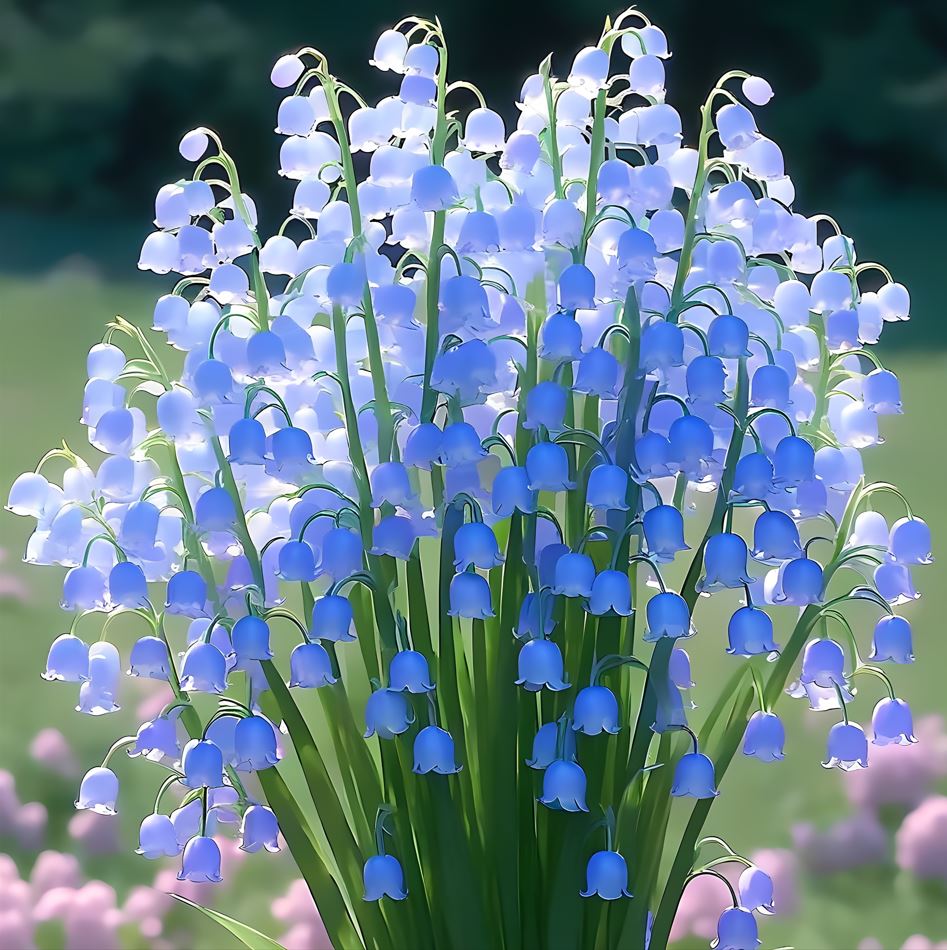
1, 1, 945, 947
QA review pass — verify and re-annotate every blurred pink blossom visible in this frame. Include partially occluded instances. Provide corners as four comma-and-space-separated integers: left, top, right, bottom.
750, 847, 800, 917
668, 865, 736, 943
14, 803, 47, 852
135, 683, 176, 723
61, 881, 123, 950
68, 810, 121, 855
271, 878, 332, 950
844, 715, 947, 811
792, 810, 888, 873
0, 548, 29, 603
31, 851, 82, 898
896, 795, 947, 883
123, 885, 174, 941
29, 728, 79, 779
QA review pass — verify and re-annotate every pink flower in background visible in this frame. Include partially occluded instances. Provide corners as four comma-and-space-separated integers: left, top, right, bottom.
68, 810, 121, 855
271, 878, 332, 950
134, 683, 176, 723
792, 810, 888, 874
0, 770, 46, 852
861, 939, 947, 950
844, 716, 947, 811
61, 881, 123, 950
29, 728, 80, 779
669, 866, 736, 943
0, 548, 29, 603
123, 885, 174, 941
0, 854, 34, 950
30, 851, 82, 897
750, 848, 799, 917
896, 795, 947, 883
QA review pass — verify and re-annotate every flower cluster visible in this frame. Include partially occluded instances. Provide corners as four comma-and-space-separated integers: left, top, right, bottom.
6, 9, 930, 948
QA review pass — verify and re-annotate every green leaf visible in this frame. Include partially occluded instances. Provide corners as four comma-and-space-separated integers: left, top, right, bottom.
170, 895, 285, 949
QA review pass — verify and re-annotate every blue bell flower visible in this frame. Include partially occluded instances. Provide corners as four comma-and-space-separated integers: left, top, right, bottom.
43, 634, 89, 682
772, 557, 823, 605
727, 607, 778, 656
670, 752, 719, 798
192, 358, 233, 403
515, 592, 557, 639
128, 636, 170, 679
170, 799, 204, 847
403, 423, 443, 470
204, 717, 237, 769
823, 721, 869, 771
574, 347, 621, 398
572, 686, 620, 735
668, 414, 714, 476
228, 417, 267, 464
773, 435, 815, 488
632, 431, 673, 482
731, 452, 774, 502
739, 865, 776, 915
180, 641, 228, 693
129, 715, 180, 760
862, 368, 902, 414
643, 505, 689, 562
165, 570, 208, 617
751, 510, 802, 562
516, 638, 569, 692
874, 561, 920, 605
750, 363, 791, 409
558, 263, 595, 310
653, 668, 690, 734
118, 500, 160, 558
235, 715, 281, 771
311, 594, 356, 642
411, 164, 457, 211
686, 355, 727, 405
231, 616, 273, 663
644, 591, 694, 641
413, 725, 462, 774
108, 561, 149, 609
270, 426, 314, 474
327, 261, 367, 308
371, 515, 418, 560
525, 722, 571, 770
708, 314, 751, 359
714, 906, 760, 950
137, 813, 182, 858
363, 853, 408, 901
580, 850, 632, 900
454, 522, 504, 571
524, 381, 568, 432
178, 835, 223, 883
697, 533, 753, 593
389, 650, 435, 693
370, 462, 415, 508
538, 312, 583, 363
457, 210, 500, 252
587, 464, 630, 514
669, 648, 695, 690
539, 758, 589, 812
640, 320, 684, 374
800, 638, 846, 689
181, 738, 224, 788
278, 540, 318, 582
448, 571, 494, 619
553, 552, 596, 598
62, 565, 107, 611
888, 516, 933, 565
742, 711, 785, 762
364, 688, 415, 739
76, 767, 119, 815
438, 422, 486, 466
241, 804, 280, 853
871, 697, 916, 746
538, 544, 570, 588
194, 487, 237, 533
526, 442, 574, 491
616, 226, 658, 281
439, 275, 489, 332
319, 528, 363, 581
289, 641, 337, 688
77, 641, 121, 716
492, 466, 536, 517
245, 330, 287, 376
587, 570, 633, 617
869, 615, 913, 663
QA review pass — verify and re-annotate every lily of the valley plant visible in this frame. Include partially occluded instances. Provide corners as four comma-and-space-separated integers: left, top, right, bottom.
8, 9, 931, 950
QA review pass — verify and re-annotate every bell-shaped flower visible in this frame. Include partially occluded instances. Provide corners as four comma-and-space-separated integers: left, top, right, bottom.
231, 616, 273, 663
7, 471, 52, 517
270, 426, 314, 475
108, 561, 149, 609
493, 466, 536, 517
130, 715, 181, 761
750, 364, 791, 409
128, 636, 170, 680
727, 607, 778, 656
44, 634, 90, 682
194, 487, 237, 534
751, 510, 801, 562
640, 320, 684, 374
180, 641, 228, 693
644, 591, 694, 641
572, 685, 620, 735
871, 697, 916, 746
178, 835, 223, 883
742, 711, 785, 762
587, 570, 633, 617
363, 853, 407, 901
862, 368, 902, 414
241, 804, 280, 853
403, 423, 443, 470
181, 738, 224, 789
289, 641, 337, 688
371, 516, 418, 560
370, 462, 416, 508
524, 381, 568, 433
616, 227, 658, 281
165, 570, 207, 617
697, 533, 753, 593
389, 650, 434, 693
413, 725, 462, 774
77, 641, 121, 716
62, 565, 108, 611
538, 312, 584, 363
525, 722, 562, 770
447, 571, 494, 619
823, 721, 869, 771
453, 522, 503, 571
686, 355, 727, 406
235, 715, 281, 770
271, 53, 304, 87
76, 767, 119, 815
773, 435, 815, 488
439, 422, 487, 467
552, 552, 596, 599
670, 752, 718, 798
632, 432, 672, 482
731, 452, 774, 502
137, 813, 181, 859
574, 346, 621, 398
310, 594, 356, 642
581, 850, 632, 900
874, 561, 920, 605
643, 505, 689, 562
586, 464, 629, 511
800, 638, 847, 689
668, 414, 714, 477
771, 557, 823, 605
228, 417, 267, 465
539, 758, 589, 812
558, 264, 595, 310
463, 108, 505, 152
516, 592, 557, 640
319, 528, 364, 582
708, 314, 751, 358
411, 165, 458, 211
278, 540, 318, 582
526, 442, 574, 492
888, 517, 933, 565
364, 688, 415, 739
714, 907, 760, 950
869, 615, 913, 664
